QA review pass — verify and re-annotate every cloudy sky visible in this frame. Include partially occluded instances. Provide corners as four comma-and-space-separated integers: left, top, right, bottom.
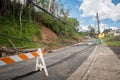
62, 0, 120, 31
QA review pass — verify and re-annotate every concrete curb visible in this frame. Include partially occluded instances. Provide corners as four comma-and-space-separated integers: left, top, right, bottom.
67, 46, 97, 80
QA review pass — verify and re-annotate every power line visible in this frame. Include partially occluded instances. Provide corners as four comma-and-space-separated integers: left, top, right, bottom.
28, 0, 72, 26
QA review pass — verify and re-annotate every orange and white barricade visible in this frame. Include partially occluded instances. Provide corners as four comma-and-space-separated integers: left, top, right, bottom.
0, 48, 48, 76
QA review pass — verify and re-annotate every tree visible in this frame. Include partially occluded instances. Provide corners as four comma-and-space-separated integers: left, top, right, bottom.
103, 28, 111, 36
60, 8, 70, 19
66, 18, 79, 27
35, 0, 48, 10
56, 0, 63, 17
88, 26, 96, 38
104, 29, 110, 34
0, 0, 11, 16
13, 0, 27, 34
48, 0, 54, 13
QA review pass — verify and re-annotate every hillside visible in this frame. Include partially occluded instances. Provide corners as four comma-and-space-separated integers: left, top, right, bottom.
0, 0, 87, 57
0, 11, 84, 49
41, 26, 58, 43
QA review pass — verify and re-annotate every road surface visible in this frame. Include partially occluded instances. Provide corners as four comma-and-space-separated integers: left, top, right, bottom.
0, 40, 96, 80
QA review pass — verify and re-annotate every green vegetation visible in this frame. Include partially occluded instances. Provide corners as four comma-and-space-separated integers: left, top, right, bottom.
88, 25, 96, 38
0, 21, 41, 48
36, 12, 79, 37
105, 35, 120, 47
0, 0, 86, 49
106, 42, 120, 47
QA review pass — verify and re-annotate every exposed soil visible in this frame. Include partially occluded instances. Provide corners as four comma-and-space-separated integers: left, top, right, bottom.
110, 47, 120, 59
107, 35, 120, 59
41, 26, 58, 43
0, 26, 58, 57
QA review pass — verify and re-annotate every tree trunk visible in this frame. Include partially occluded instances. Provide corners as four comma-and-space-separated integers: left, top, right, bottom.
96, 12, 100, 34
48, 0, 53, 12
20, 5, 23, 34
0, 0, 11, 16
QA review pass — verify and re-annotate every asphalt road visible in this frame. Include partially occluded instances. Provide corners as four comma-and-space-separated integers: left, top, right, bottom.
0, 40, 96, 80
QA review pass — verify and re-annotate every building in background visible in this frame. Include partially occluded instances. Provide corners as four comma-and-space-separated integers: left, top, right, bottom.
113, 29, 120, 36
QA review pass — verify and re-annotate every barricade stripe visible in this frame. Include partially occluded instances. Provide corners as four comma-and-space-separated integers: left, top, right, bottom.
24, 53, 34, 59
1, 57, 15, 64
0, 49, 49, 76
0, 50, 46, 66
10, 55, 22, 62
0, 60, 7, 66
31, 52, 39, 57
41, 50, 45, 54
0, 52, 39, 66
18, 54, 29, 60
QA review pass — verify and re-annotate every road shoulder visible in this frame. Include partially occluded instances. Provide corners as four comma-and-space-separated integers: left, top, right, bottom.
67, 43, 120, 80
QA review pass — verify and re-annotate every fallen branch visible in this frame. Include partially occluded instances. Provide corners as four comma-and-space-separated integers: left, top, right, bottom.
8, 39, 17, 50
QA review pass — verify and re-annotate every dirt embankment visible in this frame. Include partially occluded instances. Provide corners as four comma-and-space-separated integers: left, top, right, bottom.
110, 47, 120, 59
108, 35, 120, 59
0, 26, 58, 57
41, 26, 58, 43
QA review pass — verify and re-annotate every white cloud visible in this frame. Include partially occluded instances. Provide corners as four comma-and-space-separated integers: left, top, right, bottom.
78, 22, 119, 32
110, 26, 118, 30
99, 23, 118, 32
79, 0, 120, 21
79, 25, 89, 32
99, 23, 108, 32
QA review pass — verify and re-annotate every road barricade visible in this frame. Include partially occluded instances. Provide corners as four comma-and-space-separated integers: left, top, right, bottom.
0, 48, 48, 76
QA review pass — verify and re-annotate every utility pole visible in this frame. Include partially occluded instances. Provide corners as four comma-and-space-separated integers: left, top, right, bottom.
96, 12, 100, 34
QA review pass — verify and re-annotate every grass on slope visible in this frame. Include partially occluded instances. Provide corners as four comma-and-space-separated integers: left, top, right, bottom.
105, 35, 120, 47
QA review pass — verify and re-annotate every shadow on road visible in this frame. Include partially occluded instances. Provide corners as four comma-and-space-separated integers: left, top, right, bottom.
10, 71, 39, 80
9, 44, 96, 80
